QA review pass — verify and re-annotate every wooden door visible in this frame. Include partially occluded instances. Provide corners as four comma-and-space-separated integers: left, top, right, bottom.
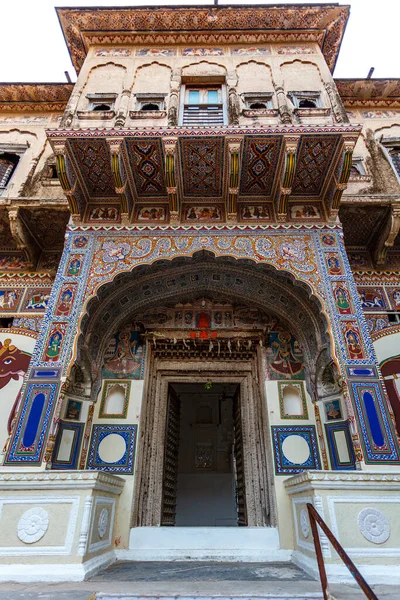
233, 387, 248, 526
161, 386, 181, 526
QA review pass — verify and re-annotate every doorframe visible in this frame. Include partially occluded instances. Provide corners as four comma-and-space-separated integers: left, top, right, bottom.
131, 345, 277, 528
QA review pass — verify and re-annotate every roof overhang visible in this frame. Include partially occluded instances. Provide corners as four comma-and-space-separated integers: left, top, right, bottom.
335, 79, 400, 108
56, 4, 350, 74
0, 83, 73, 112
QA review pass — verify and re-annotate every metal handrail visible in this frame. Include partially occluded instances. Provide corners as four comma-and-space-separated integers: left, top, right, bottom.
306, 503, 379, 600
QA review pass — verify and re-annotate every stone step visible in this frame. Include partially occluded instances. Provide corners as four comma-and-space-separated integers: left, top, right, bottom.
96, 595, 323, 600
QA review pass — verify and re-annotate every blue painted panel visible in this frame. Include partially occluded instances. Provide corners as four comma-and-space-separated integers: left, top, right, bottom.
363, 391, 385, 447
22, 392, 45, 448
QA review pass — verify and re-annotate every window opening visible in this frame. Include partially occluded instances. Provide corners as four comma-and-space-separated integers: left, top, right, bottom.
0, 153, 19, 189
0, 317, 13, 328
92, 103, 112, 112
249, 102, 267, 110
141, 102, 160, 111
389, 148, 400, 178
183, 85, 224, 126
299, 98, 317, 108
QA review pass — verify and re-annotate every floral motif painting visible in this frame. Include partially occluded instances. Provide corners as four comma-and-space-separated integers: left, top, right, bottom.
136, 205, 167, 222
239, 204, 271, 221
183, 206, 222, 222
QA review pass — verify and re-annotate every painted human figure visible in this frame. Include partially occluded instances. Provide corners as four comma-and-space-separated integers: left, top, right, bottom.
68, 258, 81, 276
104, 329, 142, 375
56, 289, 73, 316
345, 329, 364, 360
270, 331, 303, 376
335, 286, 351, 314
45, 331, 62, 362
393, 290, 400, 308
327, 255, 342, 275
360, 289, 385, 309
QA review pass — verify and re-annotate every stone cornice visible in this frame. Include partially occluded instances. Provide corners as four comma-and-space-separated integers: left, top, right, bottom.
0, 84, 73, 113
285, 470, 400, 494
0, 470, 125, 494
56, 4, 349, 74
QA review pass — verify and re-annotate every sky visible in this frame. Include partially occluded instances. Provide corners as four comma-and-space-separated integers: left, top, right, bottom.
1, 0, 398, 83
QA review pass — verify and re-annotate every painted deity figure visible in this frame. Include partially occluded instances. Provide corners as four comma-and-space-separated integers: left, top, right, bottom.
68, 258, 81, 276
327, 255, 342, 275
56, 290, 73, 316
104, 328, 142, 376
45, 331, 63, 362
269, 331, 304, 377
345, 329, 364, 360
334, 286, 351, 314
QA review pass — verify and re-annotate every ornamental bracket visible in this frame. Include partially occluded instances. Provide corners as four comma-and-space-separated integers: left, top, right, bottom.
163, 138, 180, 224
7, 207, 40, 268
276, 138, 298, 221
373, 203, 400, 266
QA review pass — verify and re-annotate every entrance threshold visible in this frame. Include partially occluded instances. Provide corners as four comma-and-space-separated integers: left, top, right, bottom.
124, 527, 292, 562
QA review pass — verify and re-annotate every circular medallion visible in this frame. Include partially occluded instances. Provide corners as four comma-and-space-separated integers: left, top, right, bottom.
98, 433, 127, 464
98, 508, 109, 539
358, 508, 390, 544
282, 434, 311, 465
300, 508, 310, 539
17, 507, 49, 544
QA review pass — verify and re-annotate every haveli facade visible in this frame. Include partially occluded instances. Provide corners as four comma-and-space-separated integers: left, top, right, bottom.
0, 2, 400, 585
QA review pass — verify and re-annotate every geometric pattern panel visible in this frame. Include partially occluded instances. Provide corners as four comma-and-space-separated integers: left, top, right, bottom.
69, 139, 116, 198
179, 137, 224, 197
292, 134, 340, 196
87, 424, 137, 474
340, 206, 390, 247
125, 138, 166, 197
272, 425, 321, 475
350, 382, 400, 464
325, 421, 356, 470
240, 135, 282, 196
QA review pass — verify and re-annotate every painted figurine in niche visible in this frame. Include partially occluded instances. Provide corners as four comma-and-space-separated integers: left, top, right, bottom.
326, 254, 342, 275
324, 399, 342, 421
67, 256, 82, 276
44, 330, 63, 362
65, 399, 82, 420
391, 289, 400, 309
73, 236, 88, 249
359, 288, 386, 309
103, 327, 144, 379
343, 323, 365, 360
55, 287, 74, 316
267, 330, 304, 379
321, 234, 336, 247
333, 284, 352, 314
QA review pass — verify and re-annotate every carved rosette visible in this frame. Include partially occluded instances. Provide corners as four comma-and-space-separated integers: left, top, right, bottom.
17, 507, 50, 544
98, 507, 109, 539
358, 508, 390, 544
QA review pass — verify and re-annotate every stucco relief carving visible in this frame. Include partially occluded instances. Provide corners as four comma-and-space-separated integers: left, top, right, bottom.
97, 507, 109, 539
300, 508, 310, 539
358, 508, 390, 544
17, 507, 49, 544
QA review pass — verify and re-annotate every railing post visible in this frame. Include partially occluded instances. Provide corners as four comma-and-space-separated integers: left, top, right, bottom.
307, 504, 330, 600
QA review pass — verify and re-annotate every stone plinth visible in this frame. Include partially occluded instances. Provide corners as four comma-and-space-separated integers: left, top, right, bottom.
0, 470, 124, 582
285, 470, 400, 585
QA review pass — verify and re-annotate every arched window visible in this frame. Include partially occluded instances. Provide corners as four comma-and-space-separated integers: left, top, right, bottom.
298, 98, 317, 108
92, 103, 112, 112
0, 153, 19, 189
249, 102, 267, 110
141, 102, 160, 111
389, 147, 400, 178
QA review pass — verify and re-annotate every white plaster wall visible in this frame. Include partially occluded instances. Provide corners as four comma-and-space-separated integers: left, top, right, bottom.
374, 331, 400, 364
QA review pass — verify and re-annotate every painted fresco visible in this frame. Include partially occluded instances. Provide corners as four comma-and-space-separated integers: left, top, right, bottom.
341, 321, 366, 360
332, 282, 353, 315
0, 330, 36, 460
0, 290, 22, 311
21, 288, 51, 312
54, 284, 77, 317
266, 329, 305, 380
183, 206, 222, 222
387, 287, 400, 310
233, 47, 270, 55
102, 326, 145, 380
0, 254, 29, 270
65, 255, 84, 277
290, 204, 321, 219
136, 206, 167, 222
137, 48, 174, 56
42, 323, 67, 363
358, 287, 387, 311
239, 204, 271, 221
325, 253, 343, 275
87, 206, 120, 223
182, 47, 224, 56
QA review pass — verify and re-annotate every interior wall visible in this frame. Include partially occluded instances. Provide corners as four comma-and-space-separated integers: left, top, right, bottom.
173, 382, 238, 527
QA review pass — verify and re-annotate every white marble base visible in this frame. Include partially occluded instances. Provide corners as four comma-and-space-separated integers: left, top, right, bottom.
124, 526, 292, 562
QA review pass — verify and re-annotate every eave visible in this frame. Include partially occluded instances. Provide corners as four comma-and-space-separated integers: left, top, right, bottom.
0, 83, 73, 113
335, 78, 400, 108
56, 4, 350, 74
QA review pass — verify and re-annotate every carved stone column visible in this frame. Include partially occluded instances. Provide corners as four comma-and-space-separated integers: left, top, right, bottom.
325, 81, 349, 124
276, 139, 298, 221
163, 138, 179, 224
60, 89, 82, 128
227, 141, 241, 222
115, 89, 131, 128
53, 141, 82, 222
108, 139, 130, 224
168, 70, 182, 127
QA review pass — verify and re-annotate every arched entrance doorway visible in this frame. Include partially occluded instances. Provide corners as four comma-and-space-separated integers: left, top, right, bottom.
70, 252, 334, 557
